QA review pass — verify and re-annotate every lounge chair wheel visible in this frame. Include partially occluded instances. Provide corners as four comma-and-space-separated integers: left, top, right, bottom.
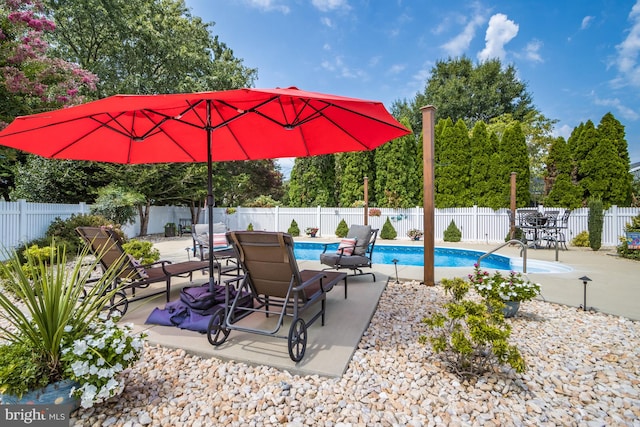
288, 318, 307, 362
207, 307, 230, 346
108, 291, 129, 317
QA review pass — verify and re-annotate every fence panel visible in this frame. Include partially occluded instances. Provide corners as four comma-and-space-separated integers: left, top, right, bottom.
2, 201, 639, 260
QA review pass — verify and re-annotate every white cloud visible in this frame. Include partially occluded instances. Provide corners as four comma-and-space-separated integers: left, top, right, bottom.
388, 64, 406, 74
524, 39, 544, 63
594, 96, 640, 121
477, 13, 519, 62
321, 56, 365, 79
243, 0, 290, 13
311, 0, 349, 12
320, 16, 333, 28
581, 15, 594, 30
553, 124, 573, 140
441, 13, 486, 56
614, 0, 640, 88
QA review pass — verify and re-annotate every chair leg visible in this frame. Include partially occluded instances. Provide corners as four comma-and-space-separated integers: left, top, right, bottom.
165, 279, 171, 302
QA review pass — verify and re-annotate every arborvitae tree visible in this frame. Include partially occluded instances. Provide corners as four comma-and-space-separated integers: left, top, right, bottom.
595, 113, 632, 206
566, 122, 584, 185
544, 136, 572, 194
434, 119, 471, 207
485, 132, 506, 210
380, 217, 397, 239
373, 118, 418, 208
443, 220, 462, 242
573, 120, 598, 192
335, 151, 375, 207
335, 219, 349, 237
543, 174, 583, 209
588, 198, 604, 251
499, 122, 530, 207
469, 121, 492, 206
288, 155, 336, 207
288, 220, 300, 236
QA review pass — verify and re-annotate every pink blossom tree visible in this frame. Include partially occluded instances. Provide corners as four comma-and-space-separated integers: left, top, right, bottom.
0, 0, 97, 128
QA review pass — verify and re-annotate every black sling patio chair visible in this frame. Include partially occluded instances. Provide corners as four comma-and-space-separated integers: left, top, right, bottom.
207, 231, 346, 362
76, 226, 209, 315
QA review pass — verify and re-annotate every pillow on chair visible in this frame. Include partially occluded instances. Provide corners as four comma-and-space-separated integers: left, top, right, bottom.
212, 233, 229, 249
337, 238, 357, 256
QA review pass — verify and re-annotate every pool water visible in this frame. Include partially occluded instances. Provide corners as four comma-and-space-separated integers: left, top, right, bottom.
294, 242, 511, 270
296, 242, 574, 273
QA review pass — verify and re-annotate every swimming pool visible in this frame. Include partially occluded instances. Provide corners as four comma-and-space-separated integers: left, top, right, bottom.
294, 242, 573, 273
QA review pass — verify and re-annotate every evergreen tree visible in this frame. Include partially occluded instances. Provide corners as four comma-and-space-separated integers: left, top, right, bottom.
335, 151, 375, 207
373, 119, 418, 208
469, 121, 492, 206
543, 174, 583, 209
288, 155, 336, 207
485, 132, 505, 210
434, 119, 471, 207
596, 113, 632, 206
499, 122, 530, 208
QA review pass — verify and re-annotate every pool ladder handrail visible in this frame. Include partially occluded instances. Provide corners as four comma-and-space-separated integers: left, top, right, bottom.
477, 239, 527, 273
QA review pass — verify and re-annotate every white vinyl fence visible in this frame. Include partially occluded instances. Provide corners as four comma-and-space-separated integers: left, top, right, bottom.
1, 200, 639, 259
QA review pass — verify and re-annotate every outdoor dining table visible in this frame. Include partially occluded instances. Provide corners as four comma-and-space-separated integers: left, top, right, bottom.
518, 211, 548, 249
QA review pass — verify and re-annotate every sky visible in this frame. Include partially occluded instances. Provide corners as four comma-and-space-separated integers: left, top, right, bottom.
185, 0, 640, 176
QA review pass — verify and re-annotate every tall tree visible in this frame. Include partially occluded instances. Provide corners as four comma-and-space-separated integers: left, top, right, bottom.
335, 151, 375, 207
469, 121, 495, 206
288, 155, 336, 207
499, 122, 530, 208
407, 57, 536, 135
46, 0, 256, 95
0, 0, 97, 199
434, 118, 471, 207
373, 118, 418, 208
542, 137, 582, 208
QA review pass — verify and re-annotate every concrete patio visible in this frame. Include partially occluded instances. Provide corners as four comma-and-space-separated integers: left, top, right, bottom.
121, 236, 639, 378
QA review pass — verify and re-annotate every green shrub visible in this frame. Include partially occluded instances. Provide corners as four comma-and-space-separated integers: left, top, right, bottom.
588, 198, 604, 251
443, 220, 462, 242
19, 245, 55, 280
571, 231, 590, 247
335, 219, 349, 238
36, 214, 124, 257
90, 184, 144, 226
380, 217, 397, 240
420, 277, 526, 378
288, 220, 300, 236
121, 240, 160, 265
247, 223, 254, 231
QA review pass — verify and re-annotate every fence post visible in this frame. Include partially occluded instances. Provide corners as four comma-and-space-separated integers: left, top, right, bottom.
610, 205, 618, 246
275, 205, 279, 232
18, 199, 27, 244
316, 205, 321, 236
473, 205, 478, 241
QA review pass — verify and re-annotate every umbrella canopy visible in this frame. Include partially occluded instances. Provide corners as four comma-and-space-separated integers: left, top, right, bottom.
0, 87, 411, 289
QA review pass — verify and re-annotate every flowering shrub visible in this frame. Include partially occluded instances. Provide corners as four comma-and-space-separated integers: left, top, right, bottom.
305, 227, 319, 235
368, 208, 381, 217
61, 314, 146, 408
407, 229, 423, 240
469, 264, 540, 302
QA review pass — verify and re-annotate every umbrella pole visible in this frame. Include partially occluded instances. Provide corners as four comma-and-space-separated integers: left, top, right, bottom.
207, 101, 216, 292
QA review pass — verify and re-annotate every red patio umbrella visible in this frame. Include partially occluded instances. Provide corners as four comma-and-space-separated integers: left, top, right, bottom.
0, 87, 411, 290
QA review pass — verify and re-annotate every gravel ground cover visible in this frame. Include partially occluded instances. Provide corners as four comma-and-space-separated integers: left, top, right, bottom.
65, 280, 640, 427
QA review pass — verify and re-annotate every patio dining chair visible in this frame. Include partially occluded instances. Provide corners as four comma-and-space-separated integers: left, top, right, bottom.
76, 226, 209, 315
207, 231, 346, 362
